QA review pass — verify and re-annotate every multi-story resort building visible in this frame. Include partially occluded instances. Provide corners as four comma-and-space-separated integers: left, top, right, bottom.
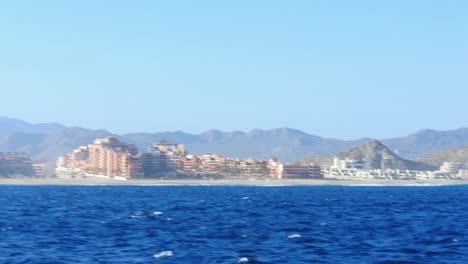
199, 154, 225, 175
178, 154, 201, 174
142, 141, 187, 177
239, 159, 267, 178
58, 137, 143, 178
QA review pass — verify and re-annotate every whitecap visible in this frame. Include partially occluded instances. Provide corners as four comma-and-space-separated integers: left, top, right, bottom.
288, 234, 302, 239
152, 211, 164, 216
131, 211, 144, 218
319, 222, 329, 226
237, 257, 249, 263
241, 197, 250, 200
154, 251, 173, 259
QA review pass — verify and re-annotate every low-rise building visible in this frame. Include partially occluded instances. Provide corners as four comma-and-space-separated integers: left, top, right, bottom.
0, 152, 34, 177
282, 164, 323, 179
440, 162, 466, 174
30, 160, 55, 177
332, 158, 367, 170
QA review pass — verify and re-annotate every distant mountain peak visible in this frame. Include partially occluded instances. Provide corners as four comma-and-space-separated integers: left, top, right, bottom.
365, 139, 386, 147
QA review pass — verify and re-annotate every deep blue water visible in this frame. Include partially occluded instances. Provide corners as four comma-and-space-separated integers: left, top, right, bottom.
1, 185, 467, 264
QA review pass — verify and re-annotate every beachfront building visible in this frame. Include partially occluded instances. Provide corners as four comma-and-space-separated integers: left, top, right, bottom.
332, 158, 367, 170
199, 154, 225, 175
239, 159, 267, 178
30, 160, 55, 177
63, 146, 90, 172
88, 137, 142, 177
59, 137, 143, 178
178, 155, 201, 174
0, 152, 34, 176
142, 141, 187, 177
439, 162, 466, 174
458, 170, 468, 179
282, 164, 323, 179
220, 158, 241, 177
266, 158, 283, 179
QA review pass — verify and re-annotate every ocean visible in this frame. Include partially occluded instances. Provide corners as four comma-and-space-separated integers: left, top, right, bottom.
0, 185, 467, 263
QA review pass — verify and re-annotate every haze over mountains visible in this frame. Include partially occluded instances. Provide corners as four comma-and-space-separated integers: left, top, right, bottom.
1, 117, 468, 164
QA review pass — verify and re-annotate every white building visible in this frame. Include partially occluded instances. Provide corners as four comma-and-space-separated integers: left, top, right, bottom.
439, 162, 466, 174
332, 158, 367, 170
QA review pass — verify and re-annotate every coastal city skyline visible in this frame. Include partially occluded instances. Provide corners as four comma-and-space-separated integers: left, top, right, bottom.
1, 1, 467, 139
2, 134, 466, 181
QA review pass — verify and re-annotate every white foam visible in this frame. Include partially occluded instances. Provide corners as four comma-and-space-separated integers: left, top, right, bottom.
131, 211, 144, 218
154, 251, 173, 259
241, 197, 250, 200
152, 211, 164, 216
237, 257, 249, 263
288, 234, 302, 239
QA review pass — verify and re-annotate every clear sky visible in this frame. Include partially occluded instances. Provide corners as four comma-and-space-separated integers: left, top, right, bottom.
0, 1, 467, 139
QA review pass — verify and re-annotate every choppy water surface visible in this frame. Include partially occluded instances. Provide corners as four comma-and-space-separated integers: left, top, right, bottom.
0, 185, 467, 263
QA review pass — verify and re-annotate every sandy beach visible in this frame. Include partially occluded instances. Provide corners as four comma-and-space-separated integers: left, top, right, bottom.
0, 177, 467, 186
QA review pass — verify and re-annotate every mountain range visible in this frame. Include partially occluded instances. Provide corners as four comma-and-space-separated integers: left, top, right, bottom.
1, 117, 468, 165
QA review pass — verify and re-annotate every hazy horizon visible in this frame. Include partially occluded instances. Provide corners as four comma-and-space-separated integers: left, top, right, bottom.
1, 1, 467, 139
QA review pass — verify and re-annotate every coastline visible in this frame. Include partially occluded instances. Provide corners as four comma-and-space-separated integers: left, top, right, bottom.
0, 177, 467, 186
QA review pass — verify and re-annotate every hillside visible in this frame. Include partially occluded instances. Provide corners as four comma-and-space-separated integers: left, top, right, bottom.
299, 156, 334, 168
337, 140, 437, 171
0, 128, 113, 160
419, 147, 468, 167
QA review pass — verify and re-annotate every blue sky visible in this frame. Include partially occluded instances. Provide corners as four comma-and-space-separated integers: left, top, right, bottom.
0, 1, 467, 139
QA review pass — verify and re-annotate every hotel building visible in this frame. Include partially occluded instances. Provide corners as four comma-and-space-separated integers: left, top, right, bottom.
60, 137, 143, 178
